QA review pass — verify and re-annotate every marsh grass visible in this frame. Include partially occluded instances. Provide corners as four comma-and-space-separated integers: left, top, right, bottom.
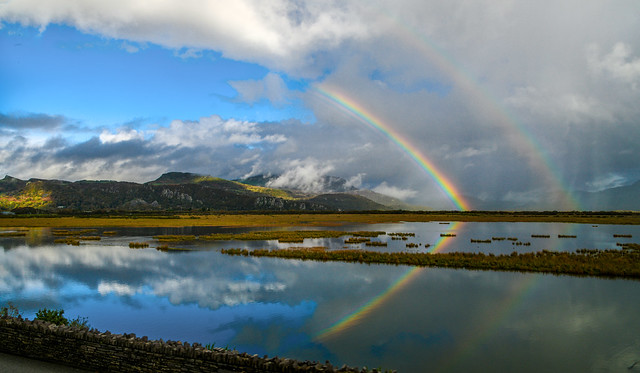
222, 246, 640, 279
79, 236, 101, 241
129, 242, 149, 249
156, 245, 193, 252
201, 230, 385, 242
388, 232, 415, 237
54, 238, 80, 245
531, 234, 551, 238
365, 241, 387, 247
2, 211, 640, 229
153, 235, 196, 242
345, 237, 371, 244
0, 231, 27, 237
52, 229, 98, 236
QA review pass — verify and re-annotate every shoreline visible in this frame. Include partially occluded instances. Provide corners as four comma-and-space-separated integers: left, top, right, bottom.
1, 211, 639, 228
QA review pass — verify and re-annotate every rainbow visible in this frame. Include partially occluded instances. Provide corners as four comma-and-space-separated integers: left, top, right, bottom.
374, 11, 580, 210
316, 87, 470, 211
314, 222, 462, 340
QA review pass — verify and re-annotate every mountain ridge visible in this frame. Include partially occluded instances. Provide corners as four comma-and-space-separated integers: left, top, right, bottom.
0, 172, 388, 212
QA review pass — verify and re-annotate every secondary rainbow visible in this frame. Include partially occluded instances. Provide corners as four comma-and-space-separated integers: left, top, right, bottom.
316, 86, 469, 211
376, 10, 580, 210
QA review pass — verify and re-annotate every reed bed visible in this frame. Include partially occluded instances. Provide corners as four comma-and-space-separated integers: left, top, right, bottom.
0, 231, 27, 237
156, 245, 193, 252
54, 238, 80, 246
344, 237, 371, 244
221, 246, 640, 279
129, 242, 149, 249
2, 212, 640, 229
153, 235, 196, 242
617, 243, 640, 250
78, 236, 101, 241
471, 239, 492, 243
365, 241, 388, 247
201, 230, 385, 242
389, 232, 416, 237
52, 229, 98, 236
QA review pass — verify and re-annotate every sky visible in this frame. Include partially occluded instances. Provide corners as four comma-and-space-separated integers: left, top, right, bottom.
1, 0, 639, 210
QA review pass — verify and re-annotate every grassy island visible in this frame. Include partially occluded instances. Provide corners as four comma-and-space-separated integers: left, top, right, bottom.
221, 246, 640, 279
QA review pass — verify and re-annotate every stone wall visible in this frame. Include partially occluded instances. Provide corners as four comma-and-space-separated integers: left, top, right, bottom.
0, 316, 387, 372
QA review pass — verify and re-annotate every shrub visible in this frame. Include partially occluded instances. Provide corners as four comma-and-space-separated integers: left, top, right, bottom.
35, 308, 67, 325
34, 308, 90, 328
69, 316, 90, 328
1, 303, 21, 318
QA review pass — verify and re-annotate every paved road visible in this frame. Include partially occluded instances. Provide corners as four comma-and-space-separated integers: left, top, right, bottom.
0, 352, 90, 372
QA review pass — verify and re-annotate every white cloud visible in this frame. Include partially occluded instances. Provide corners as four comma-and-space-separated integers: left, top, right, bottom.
585, 173, 629, 192
120, 41, 139, 53
267, 158, 334, 193
372, 182, 417, 201
229, 72, 291, 106
2, 1, 640, 208
588, 42, 640, 88
345, 173, 365, 189
98, 281, 140, 296
0, 0, 371, 74
152, 115, 286, 148
504, 86, 614, 124
99, 128, 143, 143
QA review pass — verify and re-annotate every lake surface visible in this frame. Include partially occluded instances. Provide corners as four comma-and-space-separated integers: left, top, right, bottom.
1, 222, 640, 372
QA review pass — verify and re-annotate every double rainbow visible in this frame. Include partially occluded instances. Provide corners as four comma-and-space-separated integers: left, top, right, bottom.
316, 87, 470, 211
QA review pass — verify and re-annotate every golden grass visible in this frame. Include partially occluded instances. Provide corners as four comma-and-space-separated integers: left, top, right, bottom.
222, 246, 640, 279
0, 231, 27, 237
0, 211, 639, 229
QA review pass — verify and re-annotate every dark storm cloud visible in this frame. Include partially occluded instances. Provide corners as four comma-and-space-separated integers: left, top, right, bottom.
0, 112, 67, 129
54, 137, 155, 161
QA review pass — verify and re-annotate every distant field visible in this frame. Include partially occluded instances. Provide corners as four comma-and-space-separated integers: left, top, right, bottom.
1, 211, 639, 227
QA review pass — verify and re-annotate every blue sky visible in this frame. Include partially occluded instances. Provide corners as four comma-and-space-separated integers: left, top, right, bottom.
1, 1, 639, 209
1, 23, 311, 128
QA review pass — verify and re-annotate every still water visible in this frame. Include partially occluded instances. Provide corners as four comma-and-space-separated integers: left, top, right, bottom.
1, 222, 639, 372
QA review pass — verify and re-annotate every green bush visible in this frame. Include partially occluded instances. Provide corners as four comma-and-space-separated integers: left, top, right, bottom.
35, 308, 68, 325
34, 308, 90, 328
